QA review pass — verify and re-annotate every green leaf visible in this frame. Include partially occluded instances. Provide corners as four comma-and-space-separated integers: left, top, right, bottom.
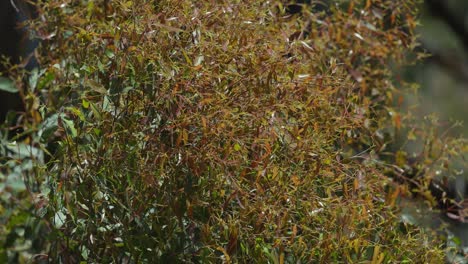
62, 117, 77, 138
6, 142, 43, 160
8, 177, 26, 192
28, 68, 39, 92
39, 114, 59, 140
82, 99, 90, 109
234, 143, 241, 151
38, 71, 55, 90
451, 236, 461, 246
86, 79, 107, 94
67, 106, 85, 122
0, 77, 17, 93
54, 210, 66, 229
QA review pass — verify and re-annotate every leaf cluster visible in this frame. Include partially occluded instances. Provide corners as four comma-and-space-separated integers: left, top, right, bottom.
3, 0, 463, 262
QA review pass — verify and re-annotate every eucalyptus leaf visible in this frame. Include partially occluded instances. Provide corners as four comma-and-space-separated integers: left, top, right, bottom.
62, 117, 77, 137
39, 113, 59, 140
28, 68, 39, 92
0, 77, 17, 93
54, 210, 66, 229
6, 142, 43, 160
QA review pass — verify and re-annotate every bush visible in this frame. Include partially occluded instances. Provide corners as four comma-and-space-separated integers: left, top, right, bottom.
4, 0, 462, 262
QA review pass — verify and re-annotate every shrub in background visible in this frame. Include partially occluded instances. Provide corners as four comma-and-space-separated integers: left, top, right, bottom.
4, 0, 466, 262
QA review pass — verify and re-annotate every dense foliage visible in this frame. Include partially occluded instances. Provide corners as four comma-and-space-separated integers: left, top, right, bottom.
2, 0, 466, 262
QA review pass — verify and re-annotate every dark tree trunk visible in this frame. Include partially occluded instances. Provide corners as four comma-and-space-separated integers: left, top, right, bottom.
0, 0, 37, 125
0, 1, 23, 124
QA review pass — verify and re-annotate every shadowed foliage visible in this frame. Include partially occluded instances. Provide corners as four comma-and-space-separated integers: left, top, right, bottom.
1, 0, 466, 262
